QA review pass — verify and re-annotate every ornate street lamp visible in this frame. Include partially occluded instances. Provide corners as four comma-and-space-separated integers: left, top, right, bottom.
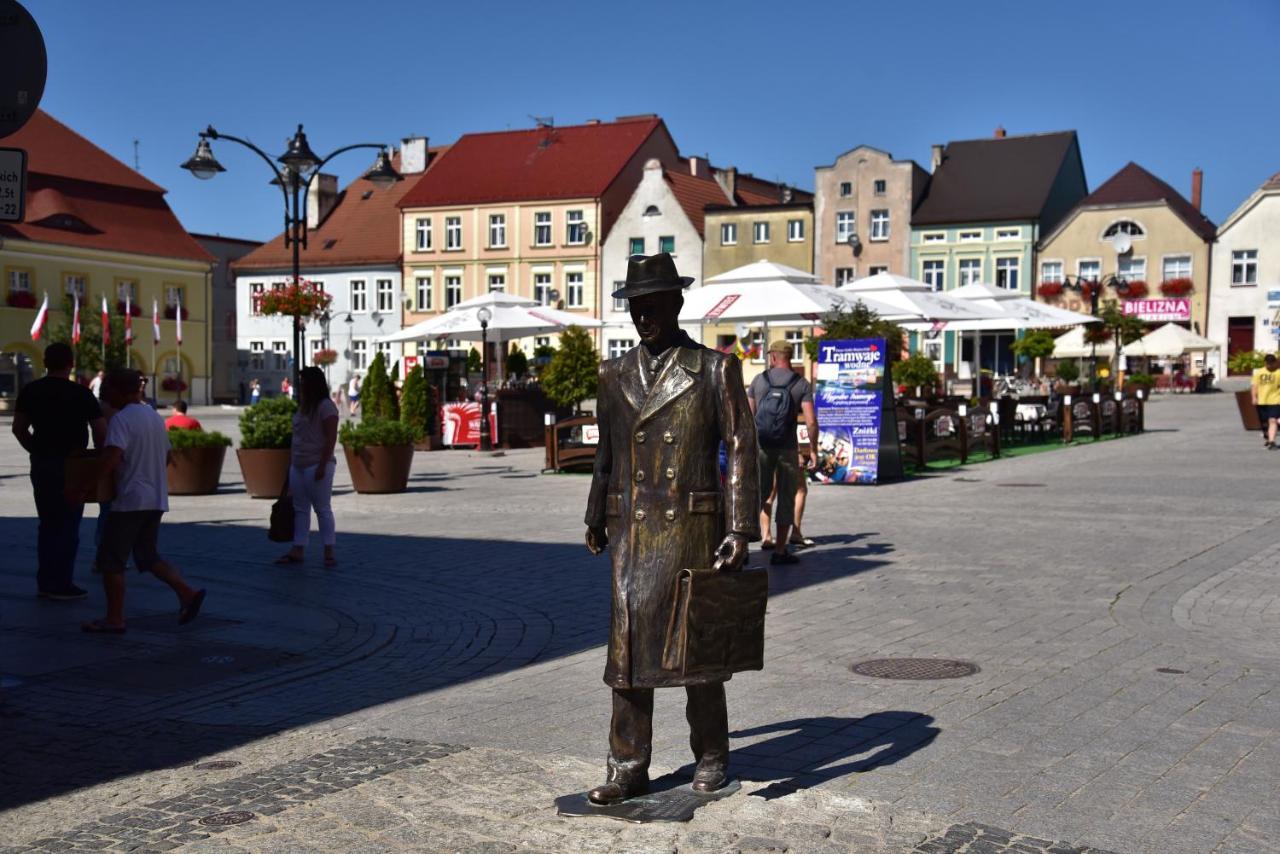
182, 124, 402, 388
477, 306, 493, 451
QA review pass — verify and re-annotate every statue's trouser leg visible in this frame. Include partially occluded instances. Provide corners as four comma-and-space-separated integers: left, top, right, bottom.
686, 681, 729, 774
607, 687, 653, 783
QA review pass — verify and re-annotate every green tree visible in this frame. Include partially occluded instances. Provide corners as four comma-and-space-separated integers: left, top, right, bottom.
1098, 299, 1146, 380
361, 351, 398, 420
466, 347, 482, 373
1055, 359, 1080, 384
48, 294, 129, 376
541, 325, 599, 412
1009, 329, 1056, 362
803, 301, 905, 363
399, 363, 435, 439
505, 345, 529, 379
892, 353, 939, 392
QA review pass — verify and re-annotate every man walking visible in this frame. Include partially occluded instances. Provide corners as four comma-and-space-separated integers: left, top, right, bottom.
81, 370, 205, 633
11, 343, 105, 599
748, 341, 818, 565
1251, 353, 1280, 448
584, 253, 760, 804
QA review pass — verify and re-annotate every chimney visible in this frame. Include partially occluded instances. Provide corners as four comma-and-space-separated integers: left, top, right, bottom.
715, 166, 738, 204
1191, 167, 1203, 210
306, 173, 338, 230
994, 125, 1007, 138
584, 118, 601, 125
931, 144, 944, 171
688, 155, 710, 178
401, 136, 428, 174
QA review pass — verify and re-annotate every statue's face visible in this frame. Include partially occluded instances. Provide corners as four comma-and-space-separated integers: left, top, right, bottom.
628, 291, 683, 347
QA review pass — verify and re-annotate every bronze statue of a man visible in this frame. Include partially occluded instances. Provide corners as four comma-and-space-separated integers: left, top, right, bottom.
584, 253, 760, 805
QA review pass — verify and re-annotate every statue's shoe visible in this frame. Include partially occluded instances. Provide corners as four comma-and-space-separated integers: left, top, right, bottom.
587, 777, 649, 805
691, 766, 727, 794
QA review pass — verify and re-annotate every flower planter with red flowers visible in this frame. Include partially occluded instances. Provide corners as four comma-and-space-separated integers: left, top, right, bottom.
1159, 278, 1193, 297
1120, 280, 1149, 299
6, 290, 37, 309
116, 300, 142, 317
161, 376, 189, 393
312, 348, 338, 366
1037, 282, 1064, 298
163, 305, 190, 320
259, 278, 332, 319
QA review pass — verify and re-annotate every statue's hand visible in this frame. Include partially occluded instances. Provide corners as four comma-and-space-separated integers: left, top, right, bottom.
586, 526, 609, 555
711, 533, 749, 572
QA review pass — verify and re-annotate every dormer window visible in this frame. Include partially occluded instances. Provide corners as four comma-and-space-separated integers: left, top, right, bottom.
35, 213, 96, 233
643, 205, 661, 218
1103, 220, 1145, 239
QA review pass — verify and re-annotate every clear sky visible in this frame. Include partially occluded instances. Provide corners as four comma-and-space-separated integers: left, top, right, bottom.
22, 0, 1280, 242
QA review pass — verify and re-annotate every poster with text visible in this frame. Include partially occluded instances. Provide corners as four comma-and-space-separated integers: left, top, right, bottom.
813, 338, 885, 484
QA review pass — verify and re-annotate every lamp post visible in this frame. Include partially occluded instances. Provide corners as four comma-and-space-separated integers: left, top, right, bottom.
1060, 274, 1131, 392
318, 309, 331, 382
477, 306, 492, 451
182, 125, 401, 389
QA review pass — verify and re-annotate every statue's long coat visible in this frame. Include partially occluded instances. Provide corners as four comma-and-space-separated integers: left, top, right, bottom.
585, 337, 760, 689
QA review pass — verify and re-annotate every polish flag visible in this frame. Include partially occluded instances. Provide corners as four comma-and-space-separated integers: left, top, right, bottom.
124, 294, 134, 345
29, 293, 49, 341
101, 295, 110, 346
175, 296, 182, 345
72, 293, 81, 344
152, 298, 161, 343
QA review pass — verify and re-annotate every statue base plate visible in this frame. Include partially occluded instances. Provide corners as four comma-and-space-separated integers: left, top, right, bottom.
555, 779, 741, 823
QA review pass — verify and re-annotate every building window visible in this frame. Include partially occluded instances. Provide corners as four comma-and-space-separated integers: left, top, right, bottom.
613, 292, 628, 313
116, 279, 137, 303
785, 330, 804, 363
1162, 255, 1192, 281
445, 274, 462, 308
958, 258, 982, 287
487, 271, 505, 292
415, 276, 432, 311
720, 223, 737, 245
1103, 220, 1145, 238
1077, 259, 1101, 282
659, 235, 675, 254
995, 257, 1020, 290
836, 211, 855, 243
921, 232, 946, 244
376, 279, 394, 312
839, 181, 852, 197
873, 179, 886, 195
249, 341, 264, 370
165, 285, 185, 308
995, 228, 1021, 241
629, 237, 645, 256
565, 271, 584, 307
787, 220, 804, 242
566, 210, 586, 245
870, 210, 890, 241
869, 265, 888, 275
310, 337, 325, 355
1117, 256, 1146, 283
753, 221, 770, 243
249, 282, 265, 314
608, 339, 634, 359
835, 267, 856, 286
350, 279, 367, 312
643, 205, 660, 218
534, 212, 552, 246
488, 214, 506, 248
7, 268, 32, 294
534, 272, 554, 305
1040, 261, 1064, 284
534, 336, 551, 351
351, 339, 367, 371
1232, 250, 1258, 285
415, 218, 432, 251
922, 259, 944, 291
376, 340, 393, 364
64, 274, 87, 298
958, 230, 982, 242
271, 340, 288, 370
445, 216, 462, 250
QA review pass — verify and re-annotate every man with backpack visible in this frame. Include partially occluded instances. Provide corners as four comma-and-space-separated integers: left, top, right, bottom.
748, 341, 819, 565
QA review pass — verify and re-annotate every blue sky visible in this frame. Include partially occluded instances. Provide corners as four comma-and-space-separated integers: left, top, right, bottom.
23, 0, 1280, 241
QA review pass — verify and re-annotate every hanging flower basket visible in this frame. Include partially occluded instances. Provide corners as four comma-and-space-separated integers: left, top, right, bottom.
161, 376, 188, 392
164, 304, 190, 320
1159, 278, 1193, 297
1037, 282, 1063, 298
259, 278, 332, 319
1083, 326, 1113, 344
1120, 280, 1148, 299
6, 290, 36, 308
116, 299, 143, 317
312, 348, 338, 366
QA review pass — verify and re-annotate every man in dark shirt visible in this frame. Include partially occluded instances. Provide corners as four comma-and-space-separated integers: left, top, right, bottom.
12, 343, 106, 599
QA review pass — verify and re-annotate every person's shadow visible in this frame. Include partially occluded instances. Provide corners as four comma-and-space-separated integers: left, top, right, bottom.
719, 712, 940, 799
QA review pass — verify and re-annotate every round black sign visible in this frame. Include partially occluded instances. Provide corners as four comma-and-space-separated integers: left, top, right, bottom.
0, 0, 47, 139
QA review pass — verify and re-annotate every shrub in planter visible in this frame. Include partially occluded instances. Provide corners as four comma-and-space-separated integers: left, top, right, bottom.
1227, 350, 1266, 375
339, 417, 416, 451
1125, 373, 1156, 390
361, 351, 398, 420
236, 397, 295, 497
167, 429, 232, 495
340, 417, 415, 494
892, 353, 938, 395
399, 364, 438, 445
1055, 360, 1080, 384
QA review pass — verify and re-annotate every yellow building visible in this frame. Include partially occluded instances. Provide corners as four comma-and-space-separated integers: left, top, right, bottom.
1, 112, 213, 401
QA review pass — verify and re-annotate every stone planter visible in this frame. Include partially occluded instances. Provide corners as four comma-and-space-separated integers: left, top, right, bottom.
343, 444, 414, 494
236, 448, 292, 498
1235, 390, 1262, 431
168, 446, 227, 495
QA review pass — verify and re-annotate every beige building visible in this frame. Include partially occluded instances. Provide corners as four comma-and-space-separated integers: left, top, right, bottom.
1037, 163, 1215, 336
814, 145, 928, 285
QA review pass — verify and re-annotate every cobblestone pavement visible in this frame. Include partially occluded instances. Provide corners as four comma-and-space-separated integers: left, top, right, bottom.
1, 394, 1276, 852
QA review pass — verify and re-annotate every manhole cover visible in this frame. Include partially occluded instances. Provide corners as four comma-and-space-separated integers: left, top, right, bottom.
996, 482, 1046, 488
1156, 667, 1187, 674
851, 658, 979, 680
199, 811, 255, 827
193, 760, 242, 770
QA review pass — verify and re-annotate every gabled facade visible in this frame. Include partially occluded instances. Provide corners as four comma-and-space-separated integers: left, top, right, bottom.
398, 116, 680, 368
814, 145, 929, 284
0, 111, 214, 400
232, 139, 439, 392
1038, 163, 1216, 339
1207, 172, 1280, 374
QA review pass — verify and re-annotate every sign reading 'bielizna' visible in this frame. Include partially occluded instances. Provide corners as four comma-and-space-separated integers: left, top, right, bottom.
1122, 298, 1191, 322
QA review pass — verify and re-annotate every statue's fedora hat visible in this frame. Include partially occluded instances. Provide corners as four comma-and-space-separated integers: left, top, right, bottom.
611, 253, 694, 300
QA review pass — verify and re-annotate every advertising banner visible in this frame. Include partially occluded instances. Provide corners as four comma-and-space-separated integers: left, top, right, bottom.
441, 401, 498, 446
813, 338, 886, 484
1122, 298, 1191, 322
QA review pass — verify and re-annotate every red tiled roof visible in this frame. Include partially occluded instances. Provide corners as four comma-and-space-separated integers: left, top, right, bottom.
0, 111, 212, 262
399, 118, 667, 208
1259, 171, 1280, 191
1080, 162, 1216, 242
233, 148, 447, 271
664, 170, 731, 236
732, 172, 813, 206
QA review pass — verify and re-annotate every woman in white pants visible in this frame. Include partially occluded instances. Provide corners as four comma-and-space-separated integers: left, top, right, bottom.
275, 367, 339, 567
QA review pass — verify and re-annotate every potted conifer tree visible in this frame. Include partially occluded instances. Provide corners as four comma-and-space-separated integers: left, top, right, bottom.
400, 363, 438, 450
341, 352, 415, 492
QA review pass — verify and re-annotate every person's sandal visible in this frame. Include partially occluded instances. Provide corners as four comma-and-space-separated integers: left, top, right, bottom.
273, 553, 304, 565
82, 620, 127, 634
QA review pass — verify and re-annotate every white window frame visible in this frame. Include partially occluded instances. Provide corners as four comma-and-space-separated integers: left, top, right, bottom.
612, 294, 628, 313
534, 271, 554, 305
376, 279, 394, 312
720, 222, 737, 246
415, 217, 432, 251
835, 211, 855, 244
869, 265, 889, 275
488, 213, 507, 248
1231, 249, 1258, 286
271, 340, 288, 370
753, 221, 770, 244
1076, 258, 1101, 282
869, 209, 890, 241
921, 232, 946, 244
351, 339, 368, 371
787, 219, 804, 242
784, 330, 805, 363
994, 257, 1020, 290
8, 269, 32, 293
534, 211, 552, 246
835, 267, 856, 286
922, 259, 944, 292
64, 274, 87, 299
565, 269, 585, 308
115, 280, 137, 302
1116, 256, 1146, 283
958, 258, 982, 287
608, 339, 634, 360
249, 341, 264, 370
249, 282, 265, 315
1040, 261, 1064, 284
415, 275, 432, 311
995, 227, 1021, 241
165, 285, 185, 308
566, 210, 586, 245
350, 279, 367, 313
376, 340, 393, 363
1103, 220, 1146, 239
1161, 255, 1192, 282
445, 216, 462, 250
444, 273, 463, 308
958, 230, 982, 243
487, 270, 506, 293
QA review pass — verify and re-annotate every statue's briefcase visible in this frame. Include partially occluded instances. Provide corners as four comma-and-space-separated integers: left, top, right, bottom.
662, 566, 767, 676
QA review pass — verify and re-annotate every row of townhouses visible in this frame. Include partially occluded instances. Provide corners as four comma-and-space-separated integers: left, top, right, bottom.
3, 112, 1277, 401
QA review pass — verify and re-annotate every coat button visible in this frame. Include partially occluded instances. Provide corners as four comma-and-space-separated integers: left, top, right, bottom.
664, 509, 676, 521
635, 431, 646, 444
663, 431, 674, 444
634, 509, 646, 522
634, 470, 645, 483
665, 467, 675, 480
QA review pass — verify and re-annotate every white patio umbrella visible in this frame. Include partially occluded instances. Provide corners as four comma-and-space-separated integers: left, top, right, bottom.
380, 291, 602, 344
1053, 326, 1116, 359
1121, 322, 1218, 358
838, 272, 1006, 323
